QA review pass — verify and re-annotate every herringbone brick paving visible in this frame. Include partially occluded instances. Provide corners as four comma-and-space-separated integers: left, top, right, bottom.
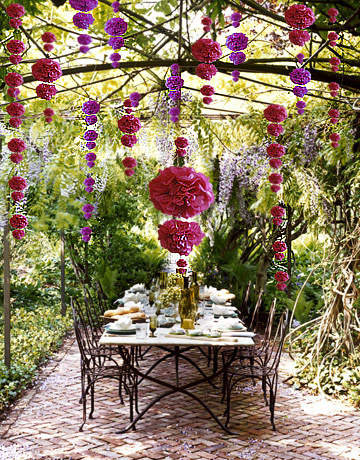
0, 336, 359, 460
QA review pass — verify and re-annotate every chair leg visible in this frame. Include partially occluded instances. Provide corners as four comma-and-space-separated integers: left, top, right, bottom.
80, 387, 87, 432
269, 373, 278, 431
250, 357, 256, 385
225, 377, 233, 427
89, 381, 95, 419
262, 375, 269, 406
221, 354, 227, 404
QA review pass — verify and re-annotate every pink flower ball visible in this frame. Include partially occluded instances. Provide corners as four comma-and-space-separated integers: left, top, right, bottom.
13, 229, 25, 240
330, 118, 338, 124
329, 57, 341, 66
8, 138, 26, 153
267, 123, 284, 137
5, 72, 23, 87
327, 8, 339, 17
7, 87, 20, 98
121, 134, 138, 147
118, 114, 141, 134
275, 270, 289, 282
328, 82, 340, 91
331, 66, 339, 73
329, 17, 337, 24
8, 175, 27, 191
42, 32, 56, 43
273, 217, 283, 226
329, 41, 337, 47
263, 104, 288, 123
329, 133, 340, 141
203, 26, 211, 33
11, 191, 24, 201
289, 29, 310, 46
271, 184, 281, 193
200, 85, 215, 96
10, 153, 23, 163
328, 32, 338, 41
203, 97, 212, 105
328, 109, 339, 118
274, 252, 285, 261
269, 158, 282, 169
7, 39, 25, 54
44, 108, 55, 116
32, 58, 62, 83
44, 44, 54, 52
124, 168, 135, 177
9, 18, 22, 28
9, 118, 22, 128
36, 83, 57, 100
7, 102, 25, 117
276, 283, 287, 291
196, 63, 217, 81
269, 173, 283, 184
267, 143, 285, 158
175, 137, 189, 149
331, 142, 339, 148
330, 91, 338, 98
271, 206, 285, 218
201, 17, 213, 26
191, 38, 222, 63
6, 3, 26, 18
273, 241, 287, 252
9, 54, 23, 65
284, 4, 315, 29
45, 117, 53, 123
122, 156, 137, 168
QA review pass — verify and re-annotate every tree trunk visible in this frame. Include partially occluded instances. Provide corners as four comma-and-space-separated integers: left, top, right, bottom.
3, 210, 11, 368
60, 229, 66, 316
255, 253, 271, 297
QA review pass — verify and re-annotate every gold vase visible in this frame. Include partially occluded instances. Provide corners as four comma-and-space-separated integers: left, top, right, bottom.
179, 287, 198, 329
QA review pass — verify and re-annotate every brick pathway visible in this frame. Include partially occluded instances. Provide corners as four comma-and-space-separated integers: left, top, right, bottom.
1, 337, 359, 460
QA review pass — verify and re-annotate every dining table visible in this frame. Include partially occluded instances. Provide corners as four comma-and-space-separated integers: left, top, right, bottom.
99, 327, 255, 434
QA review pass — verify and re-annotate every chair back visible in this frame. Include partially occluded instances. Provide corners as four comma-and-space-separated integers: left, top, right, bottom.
241, 281, 252, 314
71, 298, 98, 366
249, 288, 264, 331
262, 310, 289, 371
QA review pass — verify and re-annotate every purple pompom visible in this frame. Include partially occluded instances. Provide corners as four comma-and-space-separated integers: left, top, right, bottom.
104, 17, 128, 36
108, 36, 124, 50
73, 12, 94, 29
85, 115, 97, 125
78, 34, 92, 45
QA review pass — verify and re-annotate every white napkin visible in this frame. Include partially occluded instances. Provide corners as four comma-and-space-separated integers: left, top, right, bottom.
210, 293, 229, 305
130, 283, 146, 292
124, 292, 140, 302
217, 316, 245, 330
112, 317, 133, 330
212, 304, 236, 315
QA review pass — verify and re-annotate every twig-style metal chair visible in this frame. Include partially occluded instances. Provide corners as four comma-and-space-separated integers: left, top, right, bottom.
223, 310, 288, 430
71, 299, 136, 431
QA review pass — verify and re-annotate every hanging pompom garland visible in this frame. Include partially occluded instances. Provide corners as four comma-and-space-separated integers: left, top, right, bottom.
116, 97, 141, 176
70, 0, 97, 53
104, 8, 128, 68
285, 3, 315, 116
41, 32, 56, 53
4, 4, 29, 240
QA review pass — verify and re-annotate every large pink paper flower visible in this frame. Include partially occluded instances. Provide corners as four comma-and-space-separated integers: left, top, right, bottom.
263, 104, 288, 123
158, 219, 205, 256
149, 166, 215, 218
191, 38, 222, 63
196, 63, 217, 81
275, 270, 290, 282
117, 114, 141, 134
284, 4, 315, 29
32, 59, 62, 83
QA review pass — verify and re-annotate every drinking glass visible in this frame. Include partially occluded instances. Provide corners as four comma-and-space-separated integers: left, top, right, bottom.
136, 323, 148, 339
149, 315, 157, 337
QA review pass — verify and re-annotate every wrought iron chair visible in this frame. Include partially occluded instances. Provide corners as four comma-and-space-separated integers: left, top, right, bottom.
71, 299, 137, 431
223, 310, 288, 430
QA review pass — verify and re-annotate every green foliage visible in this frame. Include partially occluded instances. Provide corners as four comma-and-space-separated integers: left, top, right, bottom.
0, 304, 72, 412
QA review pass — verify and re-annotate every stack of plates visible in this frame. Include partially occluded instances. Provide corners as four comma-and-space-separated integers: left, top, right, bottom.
104, 325, 136, 335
